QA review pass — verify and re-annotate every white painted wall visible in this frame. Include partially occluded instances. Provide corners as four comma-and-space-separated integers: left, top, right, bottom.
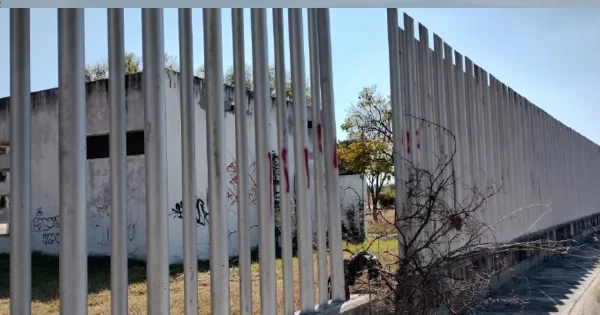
0, 70, 366, 264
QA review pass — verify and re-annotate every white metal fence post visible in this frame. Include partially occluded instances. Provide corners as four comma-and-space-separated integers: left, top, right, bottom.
308, 8, 330, 308
272, 8, 294, 313
178, 8, 200, 315
251, 8, 278, 315
141, 8, 170, 315
232, 8, 253, 315
289, 8, 316, 312
317, 8, 346, 303
386, 8, 406, 261
203, 8, 231, 315
107, 8, 128, 315
57, 8, 88, 315
9, 8, 32, 315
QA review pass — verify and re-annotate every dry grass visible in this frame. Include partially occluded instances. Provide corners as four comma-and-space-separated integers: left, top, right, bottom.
365, 208, 397, 237
0, 237, 397, 314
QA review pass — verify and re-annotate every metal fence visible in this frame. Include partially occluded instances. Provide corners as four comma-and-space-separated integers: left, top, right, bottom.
8, 6, 600, 315
387, 8, 600, 247
8, 8, 345, 315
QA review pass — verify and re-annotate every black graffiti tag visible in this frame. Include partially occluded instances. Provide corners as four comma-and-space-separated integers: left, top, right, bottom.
170, 198, 209, 226
43, 233, 60, 245
32, 215, 60, 232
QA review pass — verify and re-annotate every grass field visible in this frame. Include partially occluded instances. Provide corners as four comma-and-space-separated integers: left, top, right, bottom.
0, 227, 398, 314
365, 208, 397, 236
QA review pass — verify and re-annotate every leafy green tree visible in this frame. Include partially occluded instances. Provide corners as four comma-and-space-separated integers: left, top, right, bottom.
339, 85, 394, 221
85, 52, 310, 104
85, 52, 174, 82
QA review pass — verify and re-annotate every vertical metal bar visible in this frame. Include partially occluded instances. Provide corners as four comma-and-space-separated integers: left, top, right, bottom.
141, 9, 170, 315
522, 98, 535, 228
481, 70, 495, 230
536, 105, 548, 227
403, 14, 419, 166
443, 43, 460, 215
10, 8, 32, 315
232, 8, 253, 315
288, 8, 315, 311
552, 117, 558, 227
489, 76, 503, 231
507, 89, 521, 235
400, 13, 418, 253
474, 67, 487, 193
107, 8, 128, 315
317, 8, 345, 303
501, 84, 514, 240
273, 8, 294, 314
505, 87, 516, 236
251, 8, 277, 315
454, 52, 470, 209
307, 8, 328, 308
514, 92, 526, 233
178, 8, 199, 315
417, 24, 432, 170
203, 8, 230, 315
494, 80, 506, 240
554, 120, 562, 226
432, 35, 444, 165
464, 59, 477, 191
497, 81, 509, 238
58, 8, 88, 315
386, 8, 405, 260
515, 96, 527, 231
540, 110, 549, 225
433, 35, 450, 209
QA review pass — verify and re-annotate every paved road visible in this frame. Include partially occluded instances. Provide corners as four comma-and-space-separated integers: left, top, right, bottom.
473, 235, 600, 315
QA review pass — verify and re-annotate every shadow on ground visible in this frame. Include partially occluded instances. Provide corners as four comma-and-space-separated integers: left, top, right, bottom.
473, 235, 600, 315
0, 251, 260, 303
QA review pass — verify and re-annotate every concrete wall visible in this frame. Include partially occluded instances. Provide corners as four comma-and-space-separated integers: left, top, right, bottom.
0, 70, 366, 263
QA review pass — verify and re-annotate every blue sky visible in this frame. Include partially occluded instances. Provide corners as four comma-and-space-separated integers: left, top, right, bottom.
0, 8, 598, 144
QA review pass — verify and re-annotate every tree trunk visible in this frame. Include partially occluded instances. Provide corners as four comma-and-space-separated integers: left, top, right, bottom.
372, 195, 379, 221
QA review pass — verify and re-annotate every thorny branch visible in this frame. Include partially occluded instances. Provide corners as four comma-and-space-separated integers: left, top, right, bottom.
350, 114, 592, 315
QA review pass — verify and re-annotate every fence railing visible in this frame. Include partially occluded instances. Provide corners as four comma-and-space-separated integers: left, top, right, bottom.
7, 8, 346, 315
387, 8, 600, 247
8, 7, 600, 315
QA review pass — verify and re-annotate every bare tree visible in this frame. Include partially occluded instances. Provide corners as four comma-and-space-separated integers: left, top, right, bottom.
345, 115, 584, 315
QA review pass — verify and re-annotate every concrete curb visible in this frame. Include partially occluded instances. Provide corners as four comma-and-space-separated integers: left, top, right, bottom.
295, 295, 373, 315
558, 241, 600, 315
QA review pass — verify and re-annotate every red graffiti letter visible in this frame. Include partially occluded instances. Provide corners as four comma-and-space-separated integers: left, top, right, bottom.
281, 148, 290, 193
268, 152, 273, 217
333, 137, 339, 168
317, 123, 323, 153
304, 148, 310, 189
406, 131, 411, 154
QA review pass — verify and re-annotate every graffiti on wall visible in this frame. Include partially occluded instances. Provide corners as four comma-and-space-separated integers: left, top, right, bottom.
32, 208, 62, 246
170, 151, 284, 229
93, 223, 137, 246
89, 182, 139, 246
223, 151, 282, 211
43, 232, 60, 245
226, 161, 258, 206
401, 129, 422, 154
32, 208, 59, 232
170, 197, 210, 226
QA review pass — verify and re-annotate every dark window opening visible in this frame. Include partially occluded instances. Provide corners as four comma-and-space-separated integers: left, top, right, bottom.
87, 130, 145, 160
0, 146, 9, 183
